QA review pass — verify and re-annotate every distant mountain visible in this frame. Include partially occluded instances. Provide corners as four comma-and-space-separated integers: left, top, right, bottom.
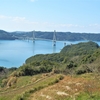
12, 31, 100, 41
0, 30, 17, 40
1, 30, 100, 41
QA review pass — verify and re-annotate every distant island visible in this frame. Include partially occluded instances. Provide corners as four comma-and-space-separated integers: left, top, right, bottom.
0, 30, 100, 41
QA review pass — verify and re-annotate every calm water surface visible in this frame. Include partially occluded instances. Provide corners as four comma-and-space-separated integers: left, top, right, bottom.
0, 40, 99, 68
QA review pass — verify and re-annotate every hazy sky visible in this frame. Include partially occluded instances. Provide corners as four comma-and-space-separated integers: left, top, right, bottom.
0, 0, 100, 33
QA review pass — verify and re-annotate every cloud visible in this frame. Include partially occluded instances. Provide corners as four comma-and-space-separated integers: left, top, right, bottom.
0, 15, 84, 31
0, 15, 86, 32
0, 15, 12, 19
12, 17, 26, 22
0, 15, 26, 22
89, 24, 100, 27
0, 15, 7, 19
0, 14, 100, 33
30, 0, 37, 2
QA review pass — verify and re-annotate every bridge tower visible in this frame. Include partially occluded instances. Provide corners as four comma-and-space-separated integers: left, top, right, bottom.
33, 30, 35, 42
53, 30, 56, 46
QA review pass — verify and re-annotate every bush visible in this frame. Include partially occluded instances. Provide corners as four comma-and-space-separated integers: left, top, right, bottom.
57, 74, 64, 80
66, 61, 77, 69
76, 65, 92, 75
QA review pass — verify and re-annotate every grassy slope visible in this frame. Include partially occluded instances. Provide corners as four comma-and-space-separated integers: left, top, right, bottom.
0, 74, 63, 100
29, 74, 100, 100
0, 74, 43, 100
0, 73, 100, 100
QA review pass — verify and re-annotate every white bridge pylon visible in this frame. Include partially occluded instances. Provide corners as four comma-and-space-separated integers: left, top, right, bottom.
33, 30, 35, 42
53, 30, 56, 46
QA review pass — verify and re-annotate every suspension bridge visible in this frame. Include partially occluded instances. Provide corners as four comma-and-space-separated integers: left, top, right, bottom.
31, 30, 57, 46
14, 30, 57, 46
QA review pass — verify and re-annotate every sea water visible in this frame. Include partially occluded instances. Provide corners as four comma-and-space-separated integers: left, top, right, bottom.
0, 40, 99, 68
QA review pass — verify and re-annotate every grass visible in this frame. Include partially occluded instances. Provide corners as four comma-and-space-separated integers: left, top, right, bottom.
0, 73, 100, 100
76, 92, 100, 100
16, 74, 64, 100
0, 74, 64, 100
0, 74, 43, 100
29, 73, 100, 100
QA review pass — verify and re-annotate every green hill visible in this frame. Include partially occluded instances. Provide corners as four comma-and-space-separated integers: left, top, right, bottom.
9, 41, 100, 77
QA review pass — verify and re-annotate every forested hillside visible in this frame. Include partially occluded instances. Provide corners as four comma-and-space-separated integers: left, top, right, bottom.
0, 30, 16, 40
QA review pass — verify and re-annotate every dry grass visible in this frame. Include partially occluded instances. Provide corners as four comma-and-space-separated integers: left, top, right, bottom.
0, 74, 44, 100
0, 73, 100, 100
0, 73, 63, 100
30, 74, 100, 100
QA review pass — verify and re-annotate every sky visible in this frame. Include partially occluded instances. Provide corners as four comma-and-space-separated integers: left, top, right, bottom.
0, 0, 100, 33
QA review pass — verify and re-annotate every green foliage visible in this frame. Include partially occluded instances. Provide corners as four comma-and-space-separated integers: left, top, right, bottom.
26, 53, 63, 64
61, 41, 99, 56
76, 92, 100, 100
6, 41, 100, 77
9, 67, 17, 71
1, 78, 8, 87
76, 65, 92, 75
16, 60, 58, 76
66, 61, 77, 69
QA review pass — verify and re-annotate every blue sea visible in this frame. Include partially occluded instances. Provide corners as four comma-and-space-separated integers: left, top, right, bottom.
0, 40, 99, 68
